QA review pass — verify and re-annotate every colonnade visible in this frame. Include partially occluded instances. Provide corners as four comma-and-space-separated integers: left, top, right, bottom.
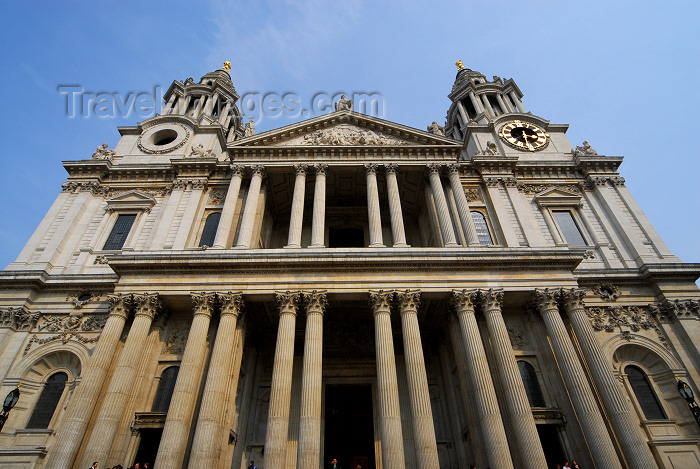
42, 287, 654, 469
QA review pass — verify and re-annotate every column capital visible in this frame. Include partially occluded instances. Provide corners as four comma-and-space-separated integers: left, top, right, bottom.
303, 290, 327, 316
479, 288, 504, 314
276, 291, 301, 316
447, 163, 462, 175
191, 292, 217, 317
397, 289, 421, 315
369, 290, 394, 315
218, 292, 244, 317
251, 164, 266, 177
132, 293, 162, 320
314, 163, 328, 176
427, 163, 443, 175
364, 163, 379, 175
107, 293, 132, 320
451, 289, 478, 313
385, 163, 399, 174
563, 288, 586, 312
293, 163, 308, 175
229, 164, 245, 176
533, 288, 560, 315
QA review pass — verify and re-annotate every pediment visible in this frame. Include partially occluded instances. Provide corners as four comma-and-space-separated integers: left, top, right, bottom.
532, 187, 582, 207
230, 111, 460, 148
106, 190, 157, 211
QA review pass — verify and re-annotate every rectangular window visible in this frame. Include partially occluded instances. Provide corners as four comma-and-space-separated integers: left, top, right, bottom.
103, 214, 136, 250
552, 210, 586, 246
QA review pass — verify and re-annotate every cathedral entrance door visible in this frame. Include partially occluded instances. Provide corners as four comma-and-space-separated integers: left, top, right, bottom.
133, 427, 162, 468
324, 384, 375, 469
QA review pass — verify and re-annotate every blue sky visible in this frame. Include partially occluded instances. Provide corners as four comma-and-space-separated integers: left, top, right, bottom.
1, 1, 698, 269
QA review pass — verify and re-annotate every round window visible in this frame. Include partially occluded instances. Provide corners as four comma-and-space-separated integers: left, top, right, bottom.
152, 129, 178, 146
137, 124, 190, 154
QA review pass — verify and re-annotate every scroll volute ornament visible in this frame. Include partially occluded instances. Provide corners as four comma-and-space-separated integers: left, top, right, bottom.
397, 290, 421, 314
479, 288, 504, 313
304, 290, 327, 315
219, 292, 244, 317
451, 289, 478, 313
133, 293, 162, 319
564, 288, 586, 312
276, 291, 301, 316
107, 294, 132, 320
191, 292, 217, 317
369, 290, 394, 314
533, 288, 560, 314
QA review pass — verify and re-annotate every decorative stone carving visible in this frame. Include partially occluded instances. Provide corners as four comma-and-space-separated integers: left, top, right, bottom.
364, 163, 378, 175
92, 143, 115, 160
465, 188, 480, 202
188, 143, 215, 158
591, 283, 620, 302
303, 290, 327, 315
334, 95, 353, 112
583, 250, 596, 259
314, 163, 328, 176
191, 292, 217, 317
451, 289, 479, 311
652, 299, 700, 320
0, 307, 40, 331
427, 121, 445, 136
276, 291, 301, 315
165, 327, 187, 355
369, 290, 394, 313
65, 292, 102, 309
301, 124, 409, 146
585, 304, 668, 348
218, 292, 244, 317
244, 121, 255, 137
492, 75, 503, 84
133, 293, 162, 319
506, 326, 528, 349
94, 255, 109, 264
23, 311, 108, 355
475, 141, 499, 156
208, 190, 225, 206
517, 183, 581, 195
397, 289, 421, 313
572, 141, 598, 156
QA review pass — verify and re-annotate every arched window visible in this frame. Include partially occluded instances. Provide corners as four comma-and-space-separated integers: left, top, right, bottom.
26, 372, 68, 429
518, 361, 546, 407
625, 365, 666, 420
470, 211, 493, 245
152, 366, 179, 413
198, 212, 221, 247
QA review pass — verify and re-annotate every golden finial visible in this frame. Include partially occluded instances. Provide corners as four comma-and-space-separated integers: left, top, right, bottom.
223, 61, 231, 72
455, 60, 464, 70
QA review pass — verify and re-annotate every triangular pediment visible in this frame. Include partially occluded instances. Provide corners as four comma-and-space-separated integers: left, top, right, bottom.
532, 187, 582, 207
106, 190, 157, 210
230, 110, 460, 148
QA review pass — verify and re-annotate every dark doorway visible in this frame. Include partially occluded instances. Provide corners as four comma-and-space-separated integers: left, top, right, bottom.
537, 424, 567, 468
133, 428, 163, 468
325, 385, 375, 469
329, 228, 365, 248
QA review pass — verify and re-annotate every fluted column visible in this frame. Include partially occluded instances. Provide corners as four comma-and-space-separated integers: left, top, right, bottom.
397, 290, 440, 469
385, 164, 408, 247
236, 165, 265, 248
212, 165, 244, 248
534, 289, 622, 469
369, 290, 405, 469
43, 294, 132, 469
479, 289, 547, 469
154, 292, 216, 469
188, 292, 244, 468
510, 92, 526, 113
365, 164, 384, 247
286, 164, 308, 248
80, 293, 162, 469
427, 165, 459, 247
310, 165, 327, 247
447, 164, 480, 245
452, 289, 513, 469
264, 291, 301, 468
297, 291, 327, 469
563, 289, 657, 469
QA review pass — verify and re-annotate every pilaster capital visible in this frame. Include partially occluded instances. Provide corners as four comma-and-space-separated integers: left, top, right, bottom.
533, 288, 560, 315
385, 163, 399, 175
427, 163, 443, 176
218, 292, 244, 317
369, 290, 394, 315
314, 164, 328, 176
364, 163, 378, 175
276, 291, 301, 316
303, 290, 327, 316
0, 307, 40, 331
451, 289, 478, 314
484, 177, 500, 187
132, 293, 162, 320
479, 288, 504, 314
191, 292, 217, 317
397, 289, 421, 315
293, 163, 308, 176
229, 164, 245, 177
107, 293, 132, 320
563, 288, 586, 313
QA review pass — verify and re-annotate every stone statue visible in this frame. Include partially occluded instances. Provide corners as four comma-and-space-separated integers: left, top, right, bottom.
334, 95, 353, 112
573, 141, 598, 156
92, 143, 115, 160
244, 120, 255, 137
427, 121, 445, 136
492, 75, 503, 83
476, 141, 499, 156
189, 143, 214, 158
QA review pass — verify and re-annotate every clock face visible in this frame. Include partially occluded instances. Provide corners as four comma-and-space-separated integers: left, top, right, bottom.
498, 121, 549, 151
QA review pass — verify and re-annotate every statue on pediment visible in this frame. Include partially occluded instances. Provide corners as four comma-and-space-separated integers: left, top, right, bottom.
573, 141, 598, 156
244, 120, 256, 137
92, 143, 115, 160
334, 95, 353, 112
427, 121, 445, 136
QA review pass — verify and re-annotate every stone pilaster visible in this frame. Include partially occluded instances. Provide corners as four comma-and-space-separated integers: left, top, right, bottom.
212, 164, 244, 248
397, 290, 440, 469
264, 291, 301, 469
154, 292, 216, 469
452, 289, 514, 469
297, 291, 327, 469
365, 164, 384, 247
534, 288, 622, 469
236, 165, 265, 248
188, 292, 244, 469
447, 164, 480, 245
286, 164, 308, 248
427, 164, 459, 247
43, 294, 132, 469
369, 290, 406, 469
80, 293, 161, 469
310, 164, 327, 247
479, 289, 547, 469
563, 288, 657, 469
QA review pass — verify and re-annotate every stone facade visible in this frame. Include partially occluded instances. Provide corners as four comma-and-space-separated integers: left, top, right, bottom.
0, 65, 699, 469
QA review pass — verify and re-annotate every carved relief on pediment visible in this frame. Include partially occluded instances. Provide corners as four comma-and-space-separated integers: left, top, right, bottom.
278, 124, 411, 146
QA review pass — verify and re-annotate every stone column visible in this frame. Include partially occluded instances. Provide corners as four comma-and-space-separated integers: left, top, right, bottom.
427, 164, 459, 247
286, 164, 307, 248
154, 292, 216, 469
162, 94, 177, 115
310, 164, 327, 247
447, 164, 480, 245
264, 291, 301, 469
452, 289, 513, 469
80, 293, 161, 468
479, 289, 547, 469
297, 291, 327, 469
384, 164, 408, 247
188, 292, 245, 469
534, 289, 622, 469
563, 289, 657, 469
43, 294, 132, 469
456, 101, 470, 127
496, 94, 510, 114
468, 91, 483, 114
369, 290, 406, 469
365, 164, 385, 247
397, 290, 440, 469
236, 165, 265, 248
481, 94, 495, 118
212, 165, 244, 249
510, 92, 526, 113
